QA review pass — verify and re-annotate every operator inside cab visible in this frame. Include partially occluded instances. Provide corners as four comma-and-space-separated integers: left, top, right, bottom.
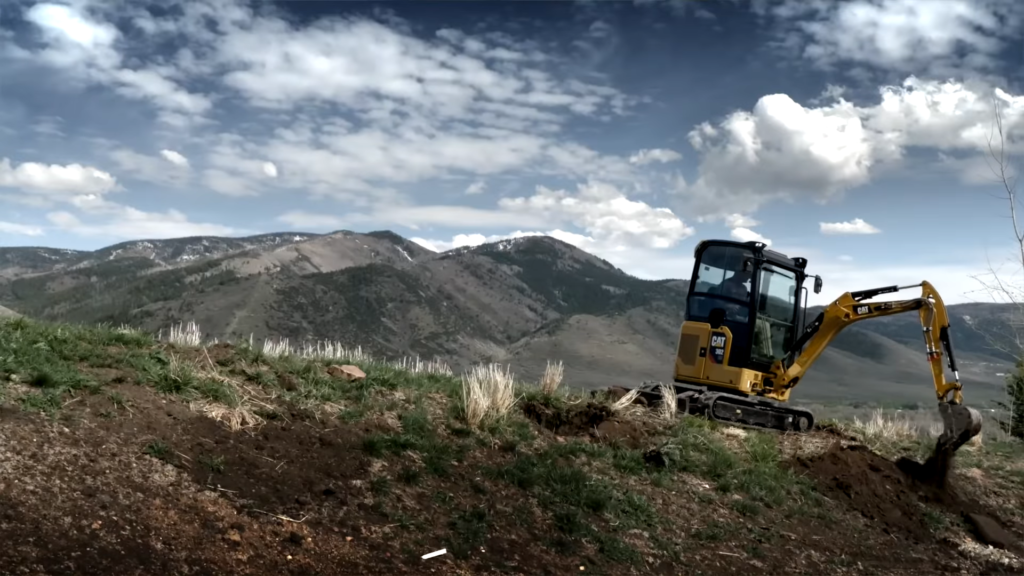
717, 267, 752, 301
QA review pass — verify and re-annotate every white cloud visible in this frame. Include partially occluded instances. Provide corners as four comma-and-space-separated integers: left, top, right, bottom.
729, 227, 772, 246
838, 254, 854, 262
19, 2, 211, 124
0, 221, 44, 236
2, 0, 667, 225
498, 180, 695, 249
46, 195, 236, 239
628, 148, 682, 165
724, 214, 759, 228
109, 148, 191, 188
160, 149, 189, 167
465, 180, 486, 195
201, 169, 258, 197
410, 229, 695, 282
680, 76, 1024, 218
411, 230, 586, 253
759, 0, 1022, 79
0, 157, 118, 198
820, 218, 881, 235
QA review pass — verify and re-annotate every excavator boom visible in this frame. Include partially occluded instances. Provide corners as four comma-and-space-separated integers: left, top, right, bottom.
766, 280, 982, 452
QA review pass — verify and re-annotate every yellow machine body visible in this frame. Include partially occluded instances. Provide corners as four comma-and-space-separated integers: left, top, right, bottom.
653, 238, 982, 451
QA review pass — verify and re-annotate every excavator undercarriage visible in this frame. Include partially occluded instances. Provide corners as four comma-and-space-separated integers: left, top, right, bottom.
624, 239, 983, 455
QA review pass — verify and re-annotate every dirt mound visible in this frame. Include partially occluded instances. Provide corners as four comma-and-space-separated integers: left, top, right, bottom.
792, 444, 946, 542
521, 400, 649, 447
791, 442, 1019, 550
522, 400, 613, 435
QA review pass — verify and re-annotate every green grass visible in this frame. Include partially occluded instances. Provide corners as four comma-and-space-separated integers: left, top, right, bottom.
0, 317, 156, 411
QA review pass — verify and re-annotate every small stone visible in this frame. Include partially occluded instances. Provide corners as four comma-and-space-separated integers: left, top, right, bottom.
966, 513, 1017, 549
327, 365, 366, 382
224, 529, 242, 544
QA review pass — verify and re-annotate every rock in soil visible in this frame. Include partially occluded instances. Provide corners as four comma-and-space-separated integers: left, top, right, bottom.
965, 513, 1019, 550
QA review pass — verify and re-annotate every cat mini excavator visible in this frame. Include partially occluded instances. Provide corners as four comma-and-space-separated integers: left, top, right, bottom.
630, 239, 983, 454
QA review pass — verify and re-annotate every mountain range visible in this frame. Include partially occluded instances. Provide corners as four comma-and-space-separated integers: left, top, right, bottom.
0, 231, 1017, 407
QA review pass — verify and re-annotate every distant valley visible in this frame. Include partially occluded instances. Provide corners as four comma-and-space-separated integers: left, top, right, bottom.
0, 231, 1017, 407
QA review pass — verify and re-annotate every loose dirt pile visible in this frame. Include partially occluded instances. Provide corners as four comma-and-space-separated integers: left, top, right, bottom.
521, 399, 651, 448
792, 442, 1020, 551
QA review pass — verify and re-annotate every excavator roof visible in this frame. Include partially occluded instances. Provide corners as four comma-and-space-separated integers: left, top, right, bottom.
694, 239, 808, 272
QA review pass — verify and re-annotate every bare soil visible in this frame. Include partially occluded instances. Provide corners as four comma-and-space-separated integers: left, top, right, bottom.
1, 377, 1022, 575
791, 442, 1022, 553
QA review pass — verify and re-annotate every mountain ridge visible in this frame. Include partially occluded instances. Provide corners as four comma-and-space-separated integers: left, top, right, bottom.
0, 231, 1016, 406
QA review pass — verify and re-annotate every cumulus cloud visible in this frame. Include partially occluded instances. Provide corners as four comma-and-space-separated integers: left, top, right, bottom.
498, 180, 695, 249
17, 2, 211, 124
160, 149, 189, 167
757, 0, 1023, 79
1, 0, 654, 203
680, 76, 1024, 218
628, 148, 682, 165
465, 180, 486, 195
820, 218, 881, 235
409, 228, 696, 283
730, 227, 772, 246
0, 157, 118, 198
724, 214, 759, 228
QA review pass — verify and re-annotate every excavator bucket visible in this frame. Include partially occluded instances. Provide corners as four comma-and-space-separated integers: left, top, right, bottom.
936, 403, 983, 453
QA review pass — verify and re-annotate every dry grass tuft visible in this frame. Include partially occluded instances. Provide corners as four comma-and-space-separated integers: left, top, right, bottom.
657, 382, 677, 421
189, 399, 264, 431
852, 408, 920, 441
162, 321, 203, 347
390, 356, 454, 376
610, 388, 642, 412
461, 363, 517, 428
540, 360, 564, 395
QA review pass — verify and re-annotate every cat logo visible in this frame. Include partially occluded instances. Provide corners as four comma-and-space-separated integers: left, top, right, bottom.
855, 305, 870, 315
710, 335, 726, 348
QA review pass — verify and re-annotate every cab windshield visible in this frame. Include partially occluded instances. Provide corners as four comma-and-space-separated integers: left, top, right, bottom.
687, 244, 754, 324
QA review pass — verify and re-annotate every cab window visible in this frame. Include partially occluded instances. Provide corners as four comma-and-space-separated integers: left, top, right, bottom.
688, 245, 753, 323
752, 265, 798, 362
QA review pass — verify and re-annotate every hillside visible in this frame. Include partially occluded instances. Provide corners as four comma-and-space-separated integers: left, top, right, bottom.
0, 317, 1021, 575
0, 231, 1017, 406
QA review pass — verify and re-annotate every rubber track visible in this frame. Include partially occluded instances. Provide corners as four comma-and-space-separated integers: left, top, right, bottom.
706, 394, 815, 433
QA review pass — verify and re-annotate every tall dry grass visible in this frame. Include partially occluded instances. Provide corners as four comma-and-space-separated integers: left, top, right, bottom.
161, 321, 202, 347
151, 321, 454, 376
539, 360, 564, 395
461, 363, 517, 428
657, 382, 677, 421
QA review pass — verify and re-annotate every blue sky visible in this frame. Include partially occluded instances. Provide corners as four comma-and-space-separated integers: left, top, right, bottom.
1, 0, 1024, 305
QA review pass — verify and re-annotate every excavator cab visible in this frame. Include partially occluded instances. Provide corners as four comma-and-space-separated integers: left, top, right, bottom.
680, 240, 817, 384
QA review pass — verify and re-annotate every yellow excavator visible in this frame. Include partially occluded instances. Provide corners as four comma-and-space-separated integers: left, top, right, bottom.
631, 239, 983, 454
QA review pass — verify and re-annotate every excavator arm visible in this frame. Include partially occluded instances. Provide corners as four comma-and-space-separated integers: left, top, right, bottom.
768, 281, 982, 452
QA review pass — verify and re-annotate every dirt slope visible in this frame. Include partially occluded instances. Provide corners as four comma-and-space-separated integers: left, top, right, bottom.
0, 319, 1022, 576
